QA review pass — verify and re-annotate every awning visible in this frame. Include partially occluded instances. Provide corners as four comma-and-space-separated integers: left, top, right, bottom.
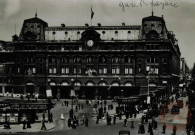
111, 82, 119, 86
124, 82, 133, 86
99, 82, 107, 86
61, 82, 69, 86
86, 81, 95, 86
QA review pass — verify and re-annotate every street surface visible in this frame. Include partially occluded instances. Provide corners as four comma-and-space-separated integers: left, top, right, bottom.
0, 94, 189, 135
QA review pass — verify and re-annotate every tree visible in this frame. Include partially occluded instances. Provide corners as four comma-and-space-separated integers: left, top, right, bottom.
191, 63, 195, 79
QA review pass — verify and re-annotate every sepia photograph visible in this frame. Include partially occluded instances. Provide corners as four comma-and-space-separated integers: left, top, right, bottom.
0, 0, 195, 134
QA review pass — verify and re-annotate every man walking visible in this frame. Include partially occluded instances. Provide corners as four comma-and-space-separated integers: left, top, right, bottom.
173, 125, 177, 135
85, 117, 88, 127
113, 115, 116, 124
162, 123, 166, 134
124, 118, 127, 127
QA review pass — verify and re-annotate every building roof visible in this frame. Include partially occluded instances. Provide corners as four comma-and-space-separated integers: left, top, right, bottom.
24, 17, 48, 26
142, 15, 165, 22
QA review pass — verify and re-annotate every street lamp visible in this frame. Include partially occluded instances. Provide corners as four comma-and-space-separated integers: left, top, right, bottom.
70, 79, 75, 119
118, 77, 122, 97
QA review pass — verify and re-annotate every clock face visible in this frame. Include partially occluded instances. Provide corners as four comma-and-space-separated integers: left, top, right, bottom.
87, 40, 94, 47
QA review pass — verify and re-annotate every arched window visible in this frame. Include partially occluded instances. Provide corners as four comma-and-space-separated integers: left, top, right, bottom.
99, 56, 107, 64
49, 56, 57, 63
73, 57, 81, 64
61, 56, 69, 63
125, 56, 133, 64
112, 56, 120, 64
87, 56, 94, 63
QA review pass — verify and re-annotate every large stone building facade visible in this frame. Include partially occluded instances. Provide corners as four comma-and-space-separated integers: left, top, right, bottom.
0, 14, 181, 99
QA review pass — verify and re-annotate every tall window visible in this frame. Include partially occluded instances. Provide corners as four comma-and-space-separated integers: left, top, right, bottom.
112, 67, 120, 75
49, 56, 57, 64
73, 57, 81, 64
162, 58, 168, 74
87, 56, 94, 64
99, 67, 107, 75
125, 56, 133, 64
99, 56, 107, 64
73, 67, 82, 75
146, 56, 159, 74
125, 67, 133, 75
61, 67, 69, 74
61, 56, 69, 63
49, 66, 57, 74
112, 56, 120, 64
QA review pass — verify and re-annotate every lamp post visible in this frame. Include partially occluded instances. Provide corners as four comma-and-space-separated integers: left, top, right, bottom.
70, 79, 75, 119
119, 77, 123, 98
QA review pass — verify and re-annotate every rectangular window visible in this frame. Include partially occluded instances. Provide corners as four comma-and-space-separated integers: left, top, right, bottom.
53, 68, 56, 74
17, 67, 20, 74
112, 67, 120, 75
125, 67, 133, 75
49, 67, 57, 74
32, 68, 36, 74
73, 68, 81, 75
61, 67, 69, 74
99, 67, 107, 75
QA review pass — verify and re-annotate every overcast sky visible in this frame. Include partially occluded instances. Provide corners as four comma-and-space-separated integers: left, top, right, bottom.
0, 0, 194, 68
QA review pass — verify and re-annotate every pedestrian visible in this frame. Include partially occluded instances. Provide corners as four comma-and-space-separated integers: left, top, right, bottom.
50, 113, 53, 123
23, 119, 26, 129
131, 121, 134, 129
67, 101, 69, 107
162, 123, 166, 134
41, 120, 47, 130
173, 125, 177, 135
138, 123, 145, 134
27, 119, 31, 128
108, 115, 111, 125
148, 123, 152, 133
85, 117, 88, 127
124, 118, 127, 127
104, 106, 107, 113
76, 117, 79, 126
113, 115, 116, 124
141, 123, 145, 133
68, 118, 71, 128
141, 115, 144, 124
42, 112, 45, 121
96, 116, 99, 124
150, 129, 154, 135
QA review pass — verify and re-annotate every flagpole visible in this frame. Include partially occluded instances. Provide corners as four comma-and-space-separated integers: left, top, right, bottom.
91, 17, 92, 26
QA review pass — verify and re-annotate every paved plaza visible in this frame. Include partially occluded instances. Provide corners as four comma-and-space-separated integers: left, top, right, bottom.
0, 92, 190, 135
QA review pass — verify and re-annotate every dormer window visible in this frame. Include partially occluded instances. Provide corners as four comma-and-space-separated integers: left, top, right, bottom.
128, 31, 131, 34
115, 31, 118, 34
65, 31, 68, 34
151, 24, 155, 27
